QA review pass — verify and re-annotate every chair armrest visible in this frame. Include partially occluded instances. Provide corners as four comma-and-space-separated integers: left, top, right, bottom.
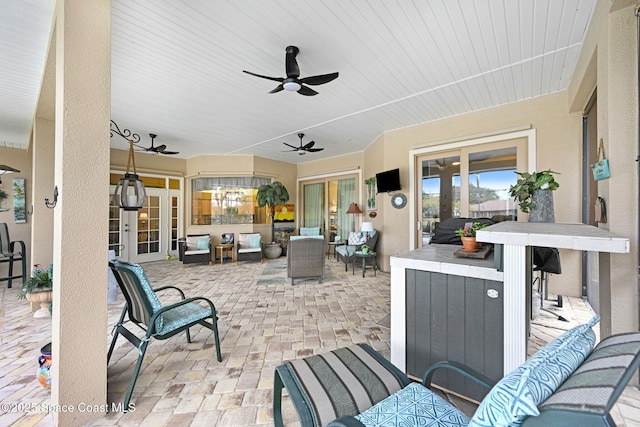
327, 416, 366, 427
9, 239, 25, 255
422, 361, 496, 390
153, 285, 187, 300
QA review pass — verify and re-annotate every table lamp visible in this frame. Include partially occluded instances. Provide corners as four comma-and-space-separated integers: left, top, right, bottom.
360, 222, 374, 238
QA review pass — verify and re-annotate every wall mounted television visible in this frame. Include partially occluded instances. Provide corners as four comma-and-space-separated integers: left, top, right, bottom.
376, 168, 401, 193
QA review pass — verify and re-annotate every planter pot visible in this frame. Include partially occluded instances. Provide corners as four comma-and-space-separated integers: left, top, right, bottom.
461, 236, 477, 252
529, 189, 555, 223
26, 289, 53, 318
37, 342, 52, 389
264, 243, 283, 259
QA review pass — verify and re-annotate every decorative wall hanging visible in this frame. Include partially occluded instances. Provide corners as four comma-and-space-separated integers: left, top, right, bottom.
592, 138, 610, 181
365, 177, 377, 210
391, 193, 407, 209
13, 178, 26, 223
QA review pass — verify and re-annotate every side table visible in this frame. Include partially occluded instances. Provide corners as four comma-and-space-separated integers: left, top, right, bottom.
214, 244, 235, 264
353, 251, 376, 277
327, 241, 345, 259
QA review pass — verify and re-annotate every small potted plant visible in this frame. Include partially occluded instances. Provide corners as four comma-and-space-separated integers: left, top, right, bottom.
361, 244, 370, 254
508, 170, 560, 221
455, 222, 488, 252
19, 264, 53, 318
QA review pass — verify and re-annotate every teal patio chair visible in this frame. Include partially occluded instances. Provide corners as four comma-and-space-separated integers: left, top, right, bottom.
107, 260, 222, 409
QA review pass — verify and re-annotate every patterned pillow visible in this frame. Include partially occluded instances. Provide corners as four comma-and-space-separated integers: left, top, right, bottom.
354, 382, 471, 426
348, 232, 367, 245
196, 237, 210, 250
468, 316, 599, 427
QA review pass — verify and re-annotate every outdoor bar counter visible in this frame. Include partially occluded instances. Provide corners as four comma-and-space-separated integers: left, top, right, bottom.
390, 222, 629, 400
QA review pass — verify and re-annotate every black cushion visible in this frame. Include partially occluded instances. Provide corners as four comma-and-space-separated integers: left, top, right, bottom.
429, 217, 494, 245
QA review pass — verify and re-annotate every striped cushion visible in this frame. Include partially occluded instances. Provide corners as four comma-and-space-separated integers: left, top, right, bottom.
354, 382, 471, 427
284, 344, 409, 426
539, 331, 640, 414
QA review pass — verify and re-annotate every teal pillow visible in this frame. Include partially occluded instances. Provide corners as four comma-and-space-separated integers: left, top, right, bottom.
196, 237, 210, 250
468, 315, 599, 427
249, 234, 261, 248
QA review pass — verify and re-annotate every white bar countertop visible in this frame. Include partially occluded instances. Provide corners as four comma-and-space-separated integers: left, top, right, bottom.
390, 244, 503, 282
476, 221, 630, 253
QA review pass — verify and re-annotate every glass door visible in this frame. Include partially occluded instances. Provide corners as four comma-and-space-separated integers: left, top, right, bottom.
109, 187, 174, 263
416, 139, 526, 247
300, 174, 358, 243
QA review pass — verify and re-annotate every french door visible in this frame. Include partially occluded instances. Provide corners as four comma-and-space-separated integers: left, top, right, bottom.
109, 187, 181, 263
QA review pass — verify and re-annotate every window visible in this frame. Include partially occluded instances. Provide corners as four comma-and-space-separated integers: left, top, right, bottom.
191, 176, 271, 225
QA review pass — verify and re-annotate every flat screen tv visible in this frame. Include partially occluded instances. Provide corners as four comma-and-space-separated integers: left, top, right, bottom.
376, 168, 401, 193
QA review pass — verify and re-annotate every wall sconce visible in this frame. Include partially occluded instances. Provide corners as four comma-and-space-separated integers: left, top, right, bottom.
110, 121, 146, 211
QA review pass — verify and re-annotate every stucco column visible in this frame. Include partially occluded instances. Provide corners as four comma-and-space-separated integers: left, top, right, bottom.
51, 0, 110, 425
601, 5, 639, 336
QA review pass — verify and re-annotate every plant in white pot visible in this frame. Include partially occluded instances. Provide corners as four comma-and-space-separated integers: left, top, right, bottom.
257, 181, 290, 258
508, 170, 560, 222
19, 264, 53, 318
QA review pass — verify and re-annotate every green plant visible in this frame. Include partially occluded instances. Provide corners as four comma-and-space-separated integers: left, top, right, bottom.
256, 181, 290, 243
19, 264, 53, 299
508, 169, 560, 213
361, 244, 369, 251
0, 189, 7, 201
454, 222, 488, 238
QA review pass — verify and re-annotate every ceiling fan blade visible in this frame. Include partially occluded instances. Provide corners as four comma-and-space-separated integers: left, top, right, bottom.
161, 151, 179, 155
306, 148, 324, 152
154, 144, 167, 152
300, 72, 339, 86
283, 143, 299, 149
303, 140, 316, 149
285, 45, 300, 78
242, 70, 284, 83
269, 84, 285, 94
297, 85, 318, 96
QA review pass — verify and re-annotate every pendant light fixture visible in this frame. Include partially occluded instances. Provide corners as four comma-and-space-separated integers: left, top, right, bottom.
110, 120, 146, 210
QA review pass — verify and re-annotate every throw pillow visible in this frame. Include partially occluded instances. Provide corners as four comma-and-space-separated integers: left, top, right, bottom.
300, 227, 320, 236
196, 237, 210, 250
347, 232, 367, 246
468, 315, 599, 427
249, 234, 261, 248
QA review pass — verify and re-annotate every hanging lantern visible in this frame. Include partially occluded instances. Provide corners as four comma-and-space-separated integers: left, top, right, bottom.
113, 139, 146, 211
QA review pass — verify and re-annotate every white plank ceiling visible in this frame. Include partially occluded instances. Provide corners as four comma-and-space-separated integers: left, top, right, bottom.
1, 0, 596, 163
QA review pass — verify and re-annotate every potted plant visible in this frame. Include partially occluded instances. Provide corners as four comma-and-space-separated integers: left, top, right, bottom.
455, 222, 488, 252
361, 244, 370, 254
256, 181, 290, 258
19, 264, 53, 318
508, 169, 560, 222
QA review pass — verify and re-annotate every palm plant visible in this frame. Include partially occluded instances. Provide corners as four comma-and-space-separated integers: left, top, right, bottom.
257, 181, 290, 243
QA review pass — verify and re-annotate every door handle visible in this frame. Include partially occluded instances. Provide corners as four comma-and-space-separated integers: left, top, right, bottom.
416, 221, 421, 231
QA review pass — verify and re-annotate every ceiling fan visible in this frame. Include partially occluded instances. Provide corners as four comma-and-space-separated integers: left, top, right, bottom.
283, 133, 324, 155
138, 133, 179, 155
243, 45, 339, 96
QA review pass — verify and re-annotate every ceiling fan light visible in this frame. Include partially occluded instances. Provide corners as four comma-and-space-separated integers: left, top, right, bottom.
283, 81, 301, 91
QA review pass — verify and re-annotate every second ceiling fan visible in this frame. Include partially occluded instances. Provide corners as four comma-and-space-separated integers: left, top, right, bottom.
243, 45, 339, 96
284, 133, 324, 155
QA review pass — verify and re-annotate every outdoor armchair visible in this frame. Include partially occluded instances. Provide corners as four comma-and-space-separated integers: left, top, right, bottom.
107, 260, 222, 410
